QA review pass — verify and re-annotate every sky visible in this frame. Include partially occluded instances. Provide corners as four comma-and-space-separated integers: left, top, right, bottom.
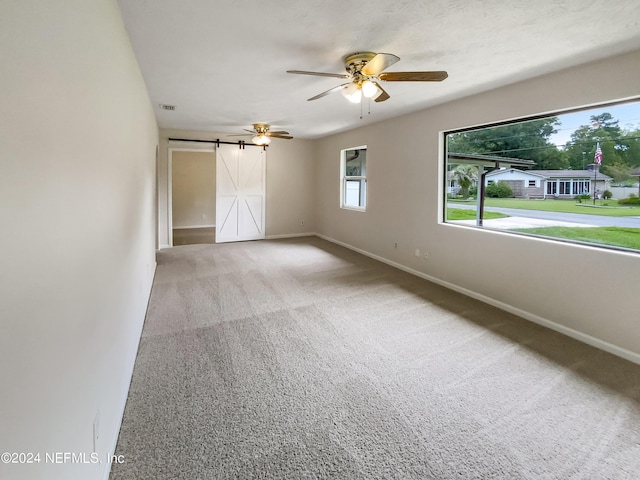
549, 100, 640, 148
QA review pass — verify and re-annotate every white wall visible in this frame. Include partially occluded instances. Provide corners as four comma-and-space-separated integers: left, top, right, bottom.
0, 1, 158, 479
610, 185, 640, 199
314, 49, 640, 361
171, 151, 216, 228
158, 129, 316, 247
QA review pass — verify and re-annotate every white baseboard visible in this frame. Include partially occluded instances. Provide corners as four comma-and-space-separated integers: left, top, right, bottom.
103, 261, 157, 480
316, 233, 640, 366
266, 232, 316, 240
159, 243, 170, 250
172, 224, 215, 229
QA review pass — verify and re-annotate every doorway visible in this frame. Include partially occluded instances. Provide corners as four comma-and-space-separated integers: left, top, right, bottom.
169, 148, 216, 246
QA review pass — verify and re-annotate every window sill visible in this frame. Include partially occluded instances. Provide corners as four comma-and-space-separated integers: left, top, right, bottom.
341, 205, 366, 212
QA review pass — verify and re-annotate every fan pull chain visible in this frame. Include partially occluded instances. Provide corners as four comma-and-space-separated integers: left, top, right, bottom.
360, 100, 363, 120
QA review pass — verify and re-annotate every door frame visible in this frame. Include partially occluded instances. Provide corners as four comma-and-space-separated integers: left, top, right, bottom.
167, 146, 216, 247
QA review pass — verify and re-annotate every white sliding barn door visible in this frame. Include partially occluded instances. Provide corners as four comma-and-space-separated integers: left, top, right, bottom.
216, 144, 266, 243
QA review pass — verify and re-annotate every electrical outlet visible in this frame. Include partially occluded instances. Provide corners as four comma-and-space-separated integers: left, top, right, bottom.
394, 242, 398, 249
423, 251, 430, 260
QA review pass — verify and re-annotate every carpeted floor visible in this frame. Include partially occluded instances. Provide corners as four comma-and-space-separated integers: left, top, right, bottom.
110, 237, 640, 479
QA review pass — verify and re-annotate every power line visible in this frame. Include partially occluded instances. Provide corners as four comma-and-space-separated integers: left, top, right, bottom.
450, 135, 640, 156
451, 120, 640, 148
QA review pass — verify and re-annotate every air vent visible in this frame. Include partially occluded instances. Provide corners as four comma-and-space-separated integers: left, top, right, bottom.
160, 104, 176, 111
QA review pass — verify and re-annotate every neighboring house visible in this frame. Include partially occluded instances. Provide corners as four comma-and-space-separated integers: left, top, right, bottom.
485, 168, 612, 199
447, 153, 535, 195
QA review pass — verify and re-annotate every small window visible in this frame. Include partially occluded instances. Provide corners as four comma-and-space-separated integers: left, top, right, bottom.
341, 146, 367, 210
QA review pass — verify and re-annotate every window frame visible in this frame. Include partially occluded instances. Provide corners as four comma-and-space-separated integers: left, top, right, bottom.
441, 97, 640, 255
340, 145, 367, 212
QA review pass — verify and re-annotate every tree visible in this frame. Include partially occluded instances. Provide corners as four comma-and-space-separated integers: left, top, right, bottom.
564, 113, 625, 171
447, 117, 567, 169
449, 164, 478, 198
600, 163, 633, 184
620, 126, 640, 169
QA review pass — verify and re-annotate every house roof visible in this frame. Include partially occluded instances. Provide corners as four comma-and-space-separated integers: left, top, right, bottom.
447, 153, 535, 168
485, 168, 545, 179
486, 168, 613, 180
535, 169, 613, 180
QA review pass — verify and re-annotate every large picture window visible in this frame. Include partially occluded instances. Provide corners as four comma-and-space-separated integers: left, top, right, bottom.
341, 146, 367, 210
443, 99, 640, 253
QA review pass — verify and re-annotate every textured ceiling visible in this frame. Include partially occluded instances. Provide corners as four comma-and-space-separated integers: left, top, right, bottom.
117, 0, 640, 139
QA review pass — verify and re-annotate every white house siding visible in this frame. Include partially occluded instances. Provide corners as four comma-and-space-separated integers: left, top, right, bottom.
485, 169, 545, 198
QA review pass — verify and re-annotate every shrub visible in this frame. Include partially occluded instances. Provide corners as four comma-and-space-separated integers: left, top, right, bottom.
602, 189, 612, 200
575, 194, 591, 203
618, 195, 640, 205
485, 181, 513, 198
469, 185, 478, 198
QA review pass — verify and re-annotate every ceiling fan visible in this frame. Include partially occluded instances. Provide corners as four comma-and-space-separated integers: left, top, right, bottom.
231, 123, 293, 145
287, 52, 447, 103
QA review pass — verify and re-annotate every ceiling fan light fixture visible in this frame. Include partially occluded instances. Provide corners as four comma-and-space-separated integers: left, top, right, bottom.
288, 51, 448, 107
361, 80, 378, 98
341, 83, 362, 103
252, 134, 271, 145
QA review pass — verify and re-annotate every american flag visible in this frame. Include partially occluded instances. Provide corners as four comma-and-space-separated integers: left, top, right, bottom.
594, 142, 602, 165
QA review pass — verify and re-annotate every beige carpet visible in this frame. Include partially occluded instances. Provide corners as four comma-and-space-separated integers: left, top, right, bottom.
110, 237, 640, 479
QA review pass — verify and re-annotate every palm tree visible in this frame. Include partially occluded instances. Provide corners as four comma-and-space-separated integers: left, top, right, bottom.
449, 164, 478, 198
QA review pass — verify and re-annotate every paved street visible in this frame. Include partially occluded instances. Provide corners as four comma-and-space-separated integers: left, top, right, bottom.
449, 203, 640, 229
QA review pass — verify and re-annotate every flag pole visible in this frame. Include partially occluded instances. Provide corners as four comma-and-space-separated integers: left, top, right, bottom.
593, 142, 602, 205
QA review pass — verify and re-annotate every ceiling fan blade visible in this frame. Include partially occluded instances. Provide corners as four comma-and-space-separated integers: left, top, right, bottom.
266, 130, 290, 135
378, 71, 448, 82
287, 70, 350, 79
267, 134, 294, 140
243, 129, 257, 133
373, 82, 390, 103
307, 83, 350, 101
361, 53, 400, 76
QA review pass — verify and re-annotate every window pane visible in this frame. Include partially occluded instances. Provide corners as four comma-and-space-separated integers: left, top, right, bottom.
444, 99, 640, 253
341, 146, 367, 210
345, 180, 361, 206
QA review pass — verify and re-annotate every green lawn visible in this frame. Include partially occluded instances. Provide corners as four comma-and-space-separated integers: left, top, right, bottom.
447, 208, 508, 221
514, 226, 640, 250
449, 198, 640, 217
